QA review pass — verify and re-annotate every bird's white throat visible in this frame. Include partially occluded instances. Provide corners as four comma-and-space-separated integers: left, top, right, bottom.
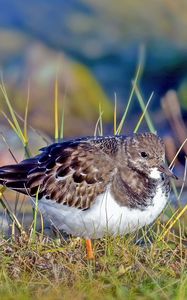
149, 167, 161, 180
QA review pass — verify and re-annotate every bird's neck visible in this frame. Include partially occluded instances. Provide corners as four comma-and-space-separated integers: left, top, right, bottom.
111, 165, 158, 209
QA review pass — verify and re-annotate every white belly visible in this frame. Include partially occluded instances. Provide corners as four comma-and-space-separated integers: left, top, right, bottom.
38, 185, 168, 239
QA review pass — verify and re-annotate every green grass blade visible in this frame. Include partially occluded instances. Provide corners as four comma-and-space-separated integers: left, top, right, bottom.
54, 75, 59, 141
32, 187, 40, 241
116, 47, 145, 134
24, 81, 30, 144
0, 188, 25, 235
59, 106, 65, 140
23, 82, 31, 158
0, 81, 26, 144
134, 92, 154, 133
134, 84, 156, 133
114, 93, 117, 135
116, 68, 141, 134
94, 110, 104, 136
59, 87, 67, 140
1, 111, 23, 141
99, 103, 103, 136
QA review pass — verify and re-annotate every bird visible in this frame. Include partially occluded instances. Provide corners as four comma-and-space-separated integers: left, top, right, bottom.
0, 132, 177, 258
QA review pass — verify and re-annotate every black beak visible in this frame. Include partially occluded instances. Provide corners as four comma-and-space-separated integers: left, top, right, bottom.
158, 164, 178, 180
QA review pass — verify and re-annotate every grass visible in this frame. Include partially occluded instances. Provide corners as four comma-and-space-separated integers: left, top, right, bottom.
0, 60, 186, 299
0, 227, 186, 300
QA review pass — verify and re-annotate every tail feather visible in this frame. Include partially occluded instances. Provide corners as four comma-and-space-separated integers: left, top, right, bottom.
0, 160, 38, 194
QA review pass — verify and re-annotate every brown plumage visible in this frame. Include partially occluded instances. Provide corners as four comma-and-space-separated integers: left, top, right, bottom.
0, 133, 176, 211
0, 136, 118, 209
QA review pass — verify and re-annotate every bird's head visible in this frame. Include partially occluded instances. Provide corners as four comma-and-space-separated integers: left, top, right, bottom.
122, 133, 177, 180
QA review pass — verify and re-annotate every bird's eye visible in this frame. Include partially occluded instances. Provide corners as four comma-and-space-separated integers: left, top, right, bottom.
141, 151, 148, 158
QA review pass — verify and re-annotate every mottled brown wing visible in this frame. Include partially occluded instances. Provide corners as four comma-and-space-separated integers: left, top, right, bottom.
26, 142, 114, 210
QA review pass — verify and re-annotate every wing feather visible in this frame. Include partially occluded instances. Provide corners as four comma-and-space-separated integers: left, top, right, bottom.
36, 143, 115, 209
0, 137, 118, 210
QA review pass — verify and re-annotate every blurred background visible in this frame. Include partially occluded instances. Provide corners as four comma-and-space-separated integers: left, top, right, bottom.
0, 0, 187, 174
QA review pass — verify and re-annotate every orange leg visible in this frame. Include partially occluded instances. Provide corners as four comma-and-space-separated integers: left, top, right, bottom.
86, 239, 94, 259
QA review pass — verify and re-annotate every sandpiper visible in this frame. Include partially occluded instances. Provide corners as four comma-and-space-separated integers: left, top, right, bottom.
0, 133, 177, 258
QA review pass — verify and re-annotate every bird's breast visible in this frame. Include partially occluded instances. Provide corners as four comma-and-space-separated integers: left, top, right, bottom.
37, 182, 169, 239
